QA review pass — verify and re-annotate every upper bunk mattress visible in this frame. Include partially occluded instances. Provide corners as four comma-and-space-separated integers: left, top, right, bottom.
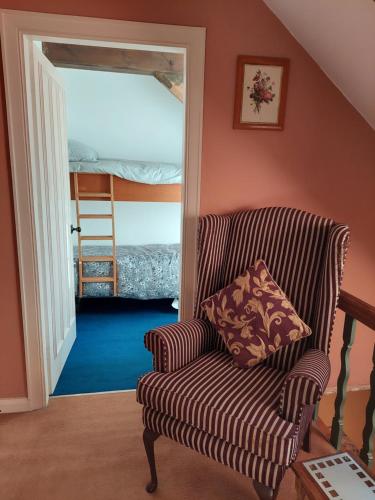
69, 159, 182, 185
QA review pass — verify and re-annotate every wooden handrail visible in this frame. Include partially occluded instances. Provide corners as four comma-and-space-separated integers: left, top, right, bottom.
338, 290, 375, 330
330, 288, 375, 467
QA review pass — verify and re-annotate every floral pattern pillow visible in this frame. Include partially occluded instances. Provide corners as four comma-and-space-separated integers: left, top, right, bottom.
201, 260, 312, 368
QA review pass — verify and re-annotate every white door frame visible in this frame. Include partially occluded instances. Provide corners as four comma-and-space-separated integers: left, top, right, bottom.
0, 9, 205, 412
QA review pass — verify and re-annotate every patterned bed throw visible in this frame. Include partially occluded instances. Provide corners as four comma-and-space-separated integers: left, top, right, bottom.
74, 244, 180, 299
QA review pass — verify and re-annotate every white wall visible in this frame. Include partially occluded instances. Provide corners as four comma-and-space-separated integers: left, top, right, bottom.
71, 201, 181, 246
63, 67, 183, 247
59, 68, 184, 163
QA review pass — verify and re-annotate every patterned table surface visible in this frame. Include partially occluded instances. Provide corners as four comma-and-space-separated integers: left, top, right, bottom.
292, 451, 375, 500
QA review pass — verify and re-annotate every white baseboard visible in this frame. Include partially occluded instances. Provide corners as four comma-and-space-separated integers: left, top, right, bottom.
0, 397, 32, 413
50, 388, 136, 398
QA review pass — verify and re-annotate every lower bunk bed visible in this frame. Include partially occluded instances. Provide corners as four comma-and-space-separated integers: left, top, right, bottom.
74, 243, 180, 301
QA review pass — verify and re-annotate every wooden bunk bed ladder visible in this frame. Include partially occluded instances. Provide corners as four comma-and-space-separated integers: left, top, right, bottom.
74, 172, 117, 297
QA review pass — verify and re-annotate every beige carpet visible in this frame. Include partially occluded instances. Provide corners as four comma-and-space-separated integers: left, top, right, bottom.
0, 391, 335, 500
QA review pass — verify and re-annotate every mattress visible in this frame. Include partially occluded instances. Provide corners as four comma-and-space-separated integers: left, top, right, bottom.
74, 244, 180, 300
69, 159, 182, 185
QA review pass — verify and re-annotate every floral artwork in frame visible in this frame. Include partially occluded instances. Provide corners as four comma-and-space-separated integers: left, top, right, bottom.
233, 56, 289, 130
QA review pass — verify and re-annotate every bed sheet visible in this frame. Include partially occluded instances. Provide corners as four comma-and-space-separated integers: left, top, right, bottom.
69, 159, 182, 185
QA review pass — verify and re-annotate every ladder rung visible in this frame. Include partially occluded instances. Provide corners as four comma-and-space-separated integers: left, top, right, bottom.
78, 192, 111, 198
80, 235, 113, 240
79, 214, 113, 219
81, 277, 114, 283
81, 256, 114, 262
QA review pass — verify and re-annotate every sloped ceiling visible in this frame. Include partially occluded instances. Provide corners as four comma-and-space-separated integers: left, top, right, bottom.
263, 0, 375, 129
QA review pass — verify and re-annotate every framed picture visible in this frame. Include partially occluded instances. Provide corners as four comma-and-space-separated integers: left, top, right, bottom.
233, 56, 289, 130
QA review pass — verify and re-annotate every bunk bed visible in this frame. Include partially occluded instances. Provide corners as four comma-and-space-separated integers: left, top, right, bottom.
70, 159, 181, 300
69, 159, 181, 202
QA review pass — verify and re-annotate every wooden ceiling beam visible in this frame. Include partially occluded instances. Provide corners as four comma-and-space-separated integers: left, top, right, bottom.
42, 42, 184, 102
153, 72, 183, 103
42, 42, 183, 76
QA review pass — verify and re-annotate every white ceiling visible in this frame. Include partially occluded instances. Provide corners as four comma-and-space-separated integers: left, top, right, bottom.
263, 0, 375, 129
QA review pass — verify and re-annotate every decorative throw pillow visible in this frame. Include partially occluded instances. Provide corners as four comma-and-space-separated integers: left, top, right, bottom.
68, 139, 98, 162
201, 260, 312, 368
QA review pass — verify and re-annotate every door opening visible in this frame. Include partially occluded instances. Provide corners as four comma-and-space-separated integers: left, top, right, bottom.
32, 39, 185, 396
0, 10, 205, 412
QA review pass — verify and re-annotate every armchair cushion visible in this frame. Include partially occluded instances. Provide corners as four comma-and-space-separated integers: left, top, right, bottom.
279, 349, 331, 423
144, 319, 217, 372
201, 260, 312, 368
137, 350, 303, 466
143, 406, 286, 489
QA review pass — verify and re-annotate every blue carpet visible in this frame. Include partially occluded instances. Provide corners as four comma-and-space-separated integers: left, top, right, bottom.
53, 299, 177, 396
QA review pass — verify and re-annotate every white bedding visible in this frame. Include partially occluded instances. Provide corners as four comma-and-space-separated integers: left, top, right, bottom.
69, 159, 182, 185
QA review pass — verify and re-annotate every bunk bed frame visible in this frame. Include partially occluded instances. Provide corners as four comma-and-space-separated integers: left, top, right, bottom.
70, 172, 181, 203
71, 172, 182, 298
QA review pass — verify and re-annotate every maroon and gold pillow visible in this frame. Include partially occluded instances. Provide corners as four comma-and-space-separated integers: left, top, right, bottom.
201, 260, 312, 368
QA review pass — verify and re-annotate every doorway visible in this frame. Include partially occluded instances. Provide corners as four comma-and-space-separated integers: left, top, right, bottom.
38, 40, 184, 395
0, 10, 205, 412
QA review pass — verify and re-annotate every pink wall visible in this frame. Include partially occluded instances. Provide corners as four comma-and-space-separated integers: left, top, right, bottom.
0, 0, 374, 398
0, 61, 27, 397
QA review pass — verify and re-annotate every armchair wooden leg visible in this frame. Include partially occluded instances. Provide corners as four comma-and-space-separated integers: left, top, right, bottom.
302, 423, 311, 453
143, 428, 160, 493
253, 480, 279, 499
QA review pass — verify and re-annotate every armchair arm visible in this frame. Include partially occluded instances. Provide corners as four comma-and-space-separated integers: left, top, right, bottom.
279, 349, 331, 423
144, 319, 217, 373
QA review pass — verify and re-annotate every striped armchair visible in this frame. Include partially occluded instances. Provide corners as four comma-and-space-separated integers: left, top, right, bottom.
136, 207, 349, 499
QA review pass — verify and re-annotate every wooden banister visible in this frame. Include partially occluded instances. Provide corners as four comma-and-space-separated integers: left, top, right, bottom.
338, 290, 375, 330
330, 289, 375, 467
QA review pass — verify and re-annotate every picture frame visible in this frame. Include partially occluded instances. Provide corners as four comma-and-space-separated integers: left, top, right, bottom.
233, 55, 289, 131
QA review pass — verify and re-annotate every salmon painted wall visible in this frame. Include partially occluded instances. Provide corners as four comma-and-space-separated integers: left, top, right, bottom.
0, 0, 374, 398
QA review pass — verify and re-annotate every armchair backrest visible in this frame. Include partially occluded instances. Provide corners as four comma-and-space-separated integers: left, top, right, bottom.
195, 207, 349, 372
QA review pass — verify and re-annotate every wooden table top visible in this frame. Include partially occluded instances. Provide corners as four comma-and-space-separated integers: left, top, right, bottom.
292, 451, 375, 500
